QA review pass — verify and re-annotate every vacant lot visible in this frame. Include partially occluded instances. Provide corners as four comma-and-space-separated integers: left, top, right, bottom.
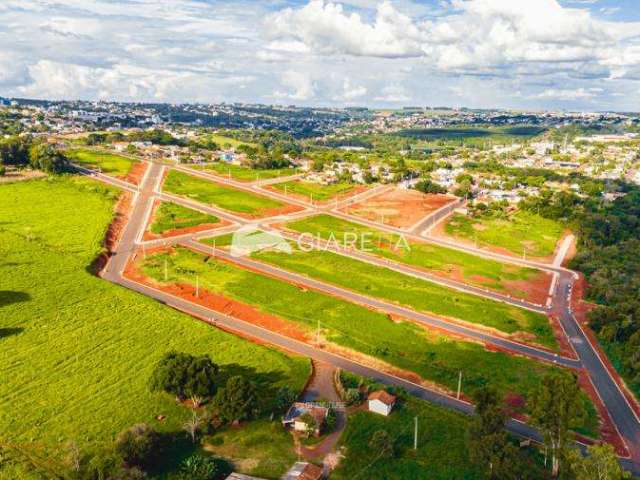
163, 170, 298, 218
345, 188, 456, 228
0, 177, 309, 470
246, 245, 556, 348
147, 201, 221, 237
282, 214, 550, 301
194, 162, 296, 182
66, 148, 137, 177
269, 180, 360, 203
443, 211, 565, 259
137, 247, 597, 436
201, 133, 257, 149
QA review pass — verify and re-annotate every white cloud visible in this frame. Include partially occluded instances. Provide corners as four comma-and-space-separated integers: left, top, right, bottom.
374, 84, 410, 103
532, 87, 599, 100
273, 70, 317, 101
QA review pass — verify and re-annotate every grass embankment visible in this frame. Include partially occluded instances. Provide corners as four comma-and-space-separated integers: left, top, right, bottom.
272, 180, 357, 201
149, 202, 220, 235
162, 170, 285, 216
195, 162, 296, 182
0, 177, 309, 476
66, 148, 137, 176
139, 247, 598, 437
284, 214, 542, 292
242, 244, 556, 348
445, 211, 564, 258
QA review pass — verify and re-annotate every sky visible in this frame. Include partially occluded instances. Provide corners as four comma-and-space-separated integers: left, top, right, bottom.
1, 0, 640, 111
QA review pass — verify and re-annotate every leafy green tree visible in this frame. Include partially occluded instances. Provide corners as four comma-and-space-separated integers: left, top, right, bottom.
414, 179, 447, 195
529, 373, 585, 477
274, 385, 297, 414
114, 424, 161, 470
368, 429, 394, 459
149, 351, 219, 401
299, 412, 318, 437
28, 143, 69, 173
177, 454, 231, 480
567, 444, 630, 480
212, 375, 258, 424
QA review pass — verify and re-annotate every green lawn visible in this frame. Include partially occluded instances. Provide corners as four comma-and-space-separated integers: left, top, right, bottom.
333, 394, 551, 480
139, 247, 598, 437
162, 170, 286, 217
201, 133, 257, 149
244, 244, 557, 348
284, 214, 543, 293
444, 211, 565, 258
149, 201, 220, 235
0, 177, 310, 474
66, 148, 138, 176
195, 162, 296, 182
271, 180, 357, 202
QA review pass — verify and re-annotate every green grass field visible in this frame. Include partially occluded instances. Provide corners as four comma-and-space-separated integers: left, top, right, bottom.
271, 180, 357, 202
201, 133, 256, 149
195, 162, 296, 182
163, 170, 286, 217
0, 177, 310, 476
284, 214, 542, 293
243, 244, 556, 348
139, 247, 598, 437
149, 201, 220, 235
66, 148, 138, 176
444, 211, 565, 258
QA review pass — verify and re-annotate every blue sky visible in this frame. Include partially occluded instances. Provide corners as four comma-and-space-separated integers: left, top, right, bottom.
0, 0, 639, 111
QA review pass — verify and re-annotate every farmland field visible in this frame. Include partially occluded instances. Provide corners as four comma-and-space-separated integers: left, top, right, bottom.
270, 180, 358, 202
137, 247, 598, 436
148, 201, 220, 236
194, 162, 296, 182
0, 177, 310, 474
282, 214, 548, 296
444, 211, 565, 258
66, 148, 137, 176
163, 170, 293, 217
242, 243, 557, 348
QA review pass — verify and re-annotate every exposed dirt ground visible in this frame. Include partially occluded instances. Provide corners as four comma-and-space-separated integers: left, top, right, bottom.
341, 188, 457, 228
94, 192, 133, 274
123, 161, 147, 186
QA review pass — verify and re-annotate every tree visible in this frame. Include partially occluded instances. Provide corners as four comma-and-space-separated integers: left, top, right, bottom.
325, 407, 337, 433
114, 424, 161, 470
28, 143, 69, 173
177, 454, 231, 480
414, 179, 447, 195
466, 387, 521, 479
212, 375, 258, 424
274, 385, 297, 414
529, 373, 585, 477
149, 351, 219, 401
368, 429, 394, 459
299, 412, 318, 438
183, 412, 202, 444
567, 444, 630, 480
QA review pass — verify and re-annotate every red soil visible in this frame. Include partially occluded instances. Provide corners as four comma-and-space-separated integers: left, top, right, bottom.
93, 192, 133, 275
341, 188, 457, 229
141, 199, 232, 241
122, 161, 147, 186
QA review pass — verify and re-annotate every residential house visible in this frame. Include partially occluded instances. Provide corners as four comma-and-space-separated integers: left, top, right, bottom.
282, 402, 328, 436
282, 462, 324, 480
368, 390, 397, 416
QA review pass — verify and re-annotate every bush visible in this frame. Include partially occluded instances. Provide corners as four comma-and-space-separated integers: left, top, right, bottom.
0, 165, 5, 176
368, 429, 394, 459
114, 424, 161, 470
177, 454, 231, 480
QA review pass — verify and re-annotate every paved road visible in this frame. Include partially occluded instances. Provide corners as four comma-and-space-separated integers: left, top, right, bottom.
89, 160, 640, 474
409, 197, 465, 235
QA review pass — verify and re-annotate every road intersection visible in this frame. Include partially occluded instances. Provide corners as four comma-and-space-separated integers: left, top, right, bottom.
88, 159, 640, 473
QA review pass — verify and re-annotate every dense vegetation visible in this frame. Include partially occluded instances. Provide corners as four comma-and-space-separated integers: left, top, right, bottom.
0, 135, 70, 173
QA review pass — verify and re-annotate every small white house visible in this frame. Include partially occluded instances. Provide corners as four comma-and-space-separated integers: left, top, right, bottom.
367, 390, 397, 416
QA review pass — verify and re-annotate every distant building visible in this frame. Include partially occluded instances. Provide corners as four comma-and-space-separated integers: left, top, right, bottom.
282, 402, 328, 436
282, 462, 324, 480
367, 390, 397, 416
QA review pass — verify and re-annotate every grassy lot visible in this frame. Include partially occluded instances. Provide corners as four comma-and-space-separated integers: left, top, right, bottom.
149, 201, 220, 235
0, 177, 310, 476
163, 170, 285, 216
445, 211, 565, 258
332, 389, 551, 480
201, 133, 256, 149
271, 180, 357, 202
66, 148, 137, 176
244, 245, 556, 348
284, 214, 541, 292
195, 162, 296, 182
139, 247, 598, 437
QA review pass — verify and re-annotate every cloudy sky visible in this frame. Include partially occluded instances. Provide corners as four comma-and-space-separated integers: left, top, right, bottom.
1, 0, 639, 110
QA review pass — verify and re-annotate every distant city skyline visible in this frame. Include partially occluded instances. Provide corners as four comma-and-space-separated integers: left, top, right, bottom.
1, 0, 639, 111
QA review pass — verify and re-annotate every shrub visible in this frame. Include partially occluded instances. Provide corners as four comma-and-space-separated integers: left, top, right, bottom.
177, 454, 231, 480
114, 424, 161, 470
368, 430, 394, 459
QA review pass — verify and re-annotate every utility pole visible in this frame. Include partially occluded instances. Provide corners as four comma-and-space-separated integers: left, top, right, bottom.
195, 275, 199, 298
457, 371, 462, 400
523, 246, 527, 261
164, 258, 168, 281
414, 416, 418, 450
284, 184, 288, 196
211, 239, 216, 258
